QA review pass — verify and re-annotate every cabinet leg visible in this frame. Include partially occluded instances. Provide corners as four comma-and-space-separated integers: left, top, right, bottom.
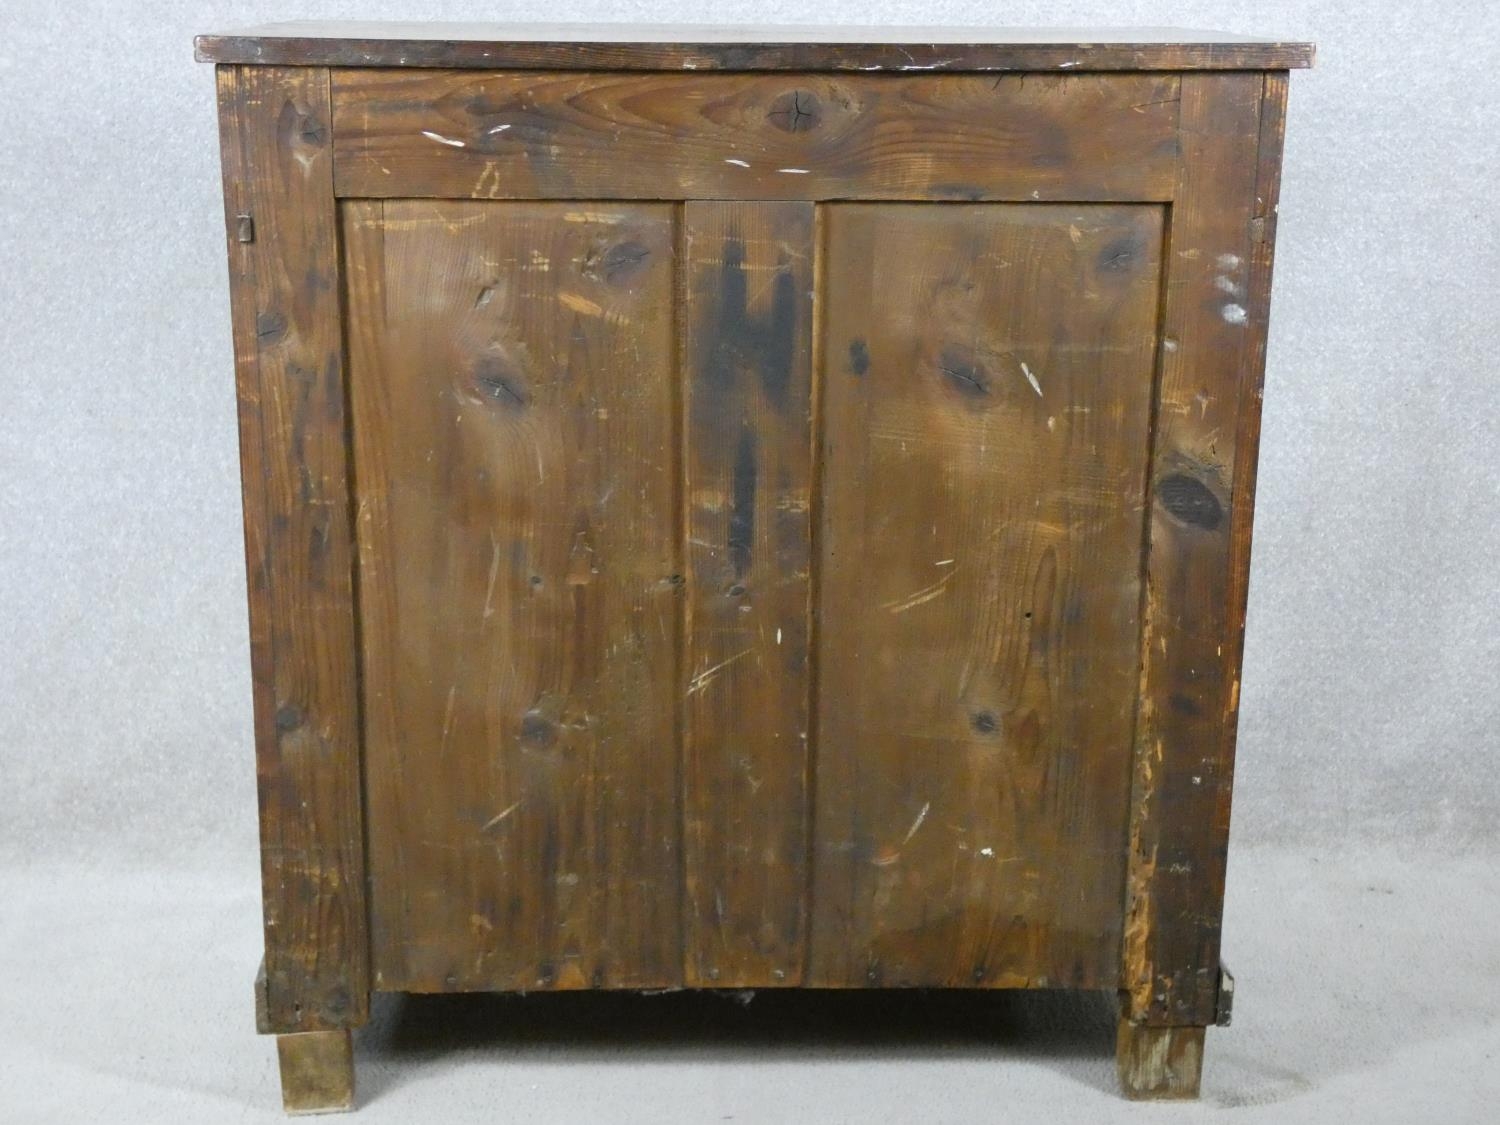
276, 1030, 355, 1115
1116, 1018, 1205, 1100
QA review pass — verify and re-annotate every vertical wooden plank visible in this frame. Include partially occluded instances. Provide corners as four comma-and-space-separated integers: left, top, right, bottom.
680, 202, 815, 986
810, 203, 1164, 988
215, 65, 368, 1031
343, 200, 682, 993
1123, 71, 1285, 1027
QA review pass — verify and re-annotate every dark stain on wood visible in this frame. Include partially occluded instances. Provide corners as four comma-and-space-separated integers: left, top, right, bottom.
761, 259, 798, 408
931, 183, 986, 201
1157, 471, 1223, 530
847, 338, 869, 376
519, 709, 557, 748
728, 426, 758, 579
275, 97, 328, 154
584, 238, 652, 284
256, 310, 288, 343
472, 355, 529, 409
939, 347, 992, 399
1098, 232, 1145, 273
1169, 691, 1203, 717
699, 234, 800, 416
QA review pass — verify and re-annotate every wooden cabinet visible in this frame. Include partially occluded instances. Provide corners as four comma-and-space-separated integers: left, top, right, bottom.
199, 23, 1312, 1112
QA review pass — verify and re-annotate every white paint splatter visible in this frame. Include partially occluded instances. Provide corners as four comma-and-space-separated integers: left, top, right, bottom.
1222, 303, 1248, 325
1214, 274, 1244, 297
1216, 253, 1242, 269
776, 628, 783, 645
484, 123, 512, 136
421, 130, 467, 148
778, 167, 811, 174
1020, 361, 1043, 396
724, 158, 750, 168
979, 846, 996, 857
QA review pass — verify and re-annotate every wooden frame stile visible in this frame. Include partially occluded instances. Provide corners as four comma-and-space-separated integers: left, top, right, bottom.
216, 63, 367, 1112
1119, 70, 1290, 1098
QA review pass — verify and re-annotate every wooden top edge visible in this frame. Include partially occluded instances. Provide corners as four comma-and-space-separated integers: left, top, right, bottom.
194, 22, 1315, 71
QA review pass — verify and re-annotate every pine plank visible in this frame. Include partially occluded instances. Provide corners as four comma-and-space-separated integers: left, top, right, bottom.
342, 200, 683, 993
329, 70, 1182, 203
680, 201, 816, 986
809, 202, 1164, 988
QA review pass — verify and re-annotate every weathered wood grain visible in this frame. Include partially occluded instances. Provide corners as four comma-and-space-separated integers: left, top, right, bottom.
809, 202, 1164, 989
196, 22, 1315, 71
206, 36, 1306, 1107
329, 70, 1182, 202
1116, 1019, 1205, 1099
342, 200, 683, 993
215, 64, 368, 1033
681, 202, 815, 986
276, 1030, 355, 1114
1122, 71, 1284, 1028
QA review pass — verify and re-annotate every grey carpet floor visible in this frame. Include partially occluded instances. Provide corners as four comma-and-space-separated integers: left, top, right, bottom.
2, 844, 1494, 1122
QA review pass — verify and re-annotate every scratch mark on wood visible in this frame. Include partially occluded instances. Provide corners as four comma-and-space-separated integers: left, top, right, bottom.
481, 800, 523, 832
482, 532, 501, 619
686, 649, 753, 695
881, 569, 957, 614
873, 801, 932, 866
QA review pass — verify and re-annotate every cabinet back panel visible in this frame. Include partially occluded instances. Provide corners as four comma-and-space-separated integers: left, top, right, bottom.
343, 197, 1162, 992
343, 200, 683, 992
810, 203, 1163, 988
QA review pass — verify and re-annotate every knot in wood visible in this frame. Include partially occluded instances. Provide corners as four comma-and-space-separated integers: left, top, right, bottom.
767, 90, 822, 133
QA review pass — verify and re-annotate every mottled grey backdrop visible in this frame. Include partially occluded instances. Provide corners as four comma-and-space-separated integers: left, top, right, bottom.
2, 1, 1496, 872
